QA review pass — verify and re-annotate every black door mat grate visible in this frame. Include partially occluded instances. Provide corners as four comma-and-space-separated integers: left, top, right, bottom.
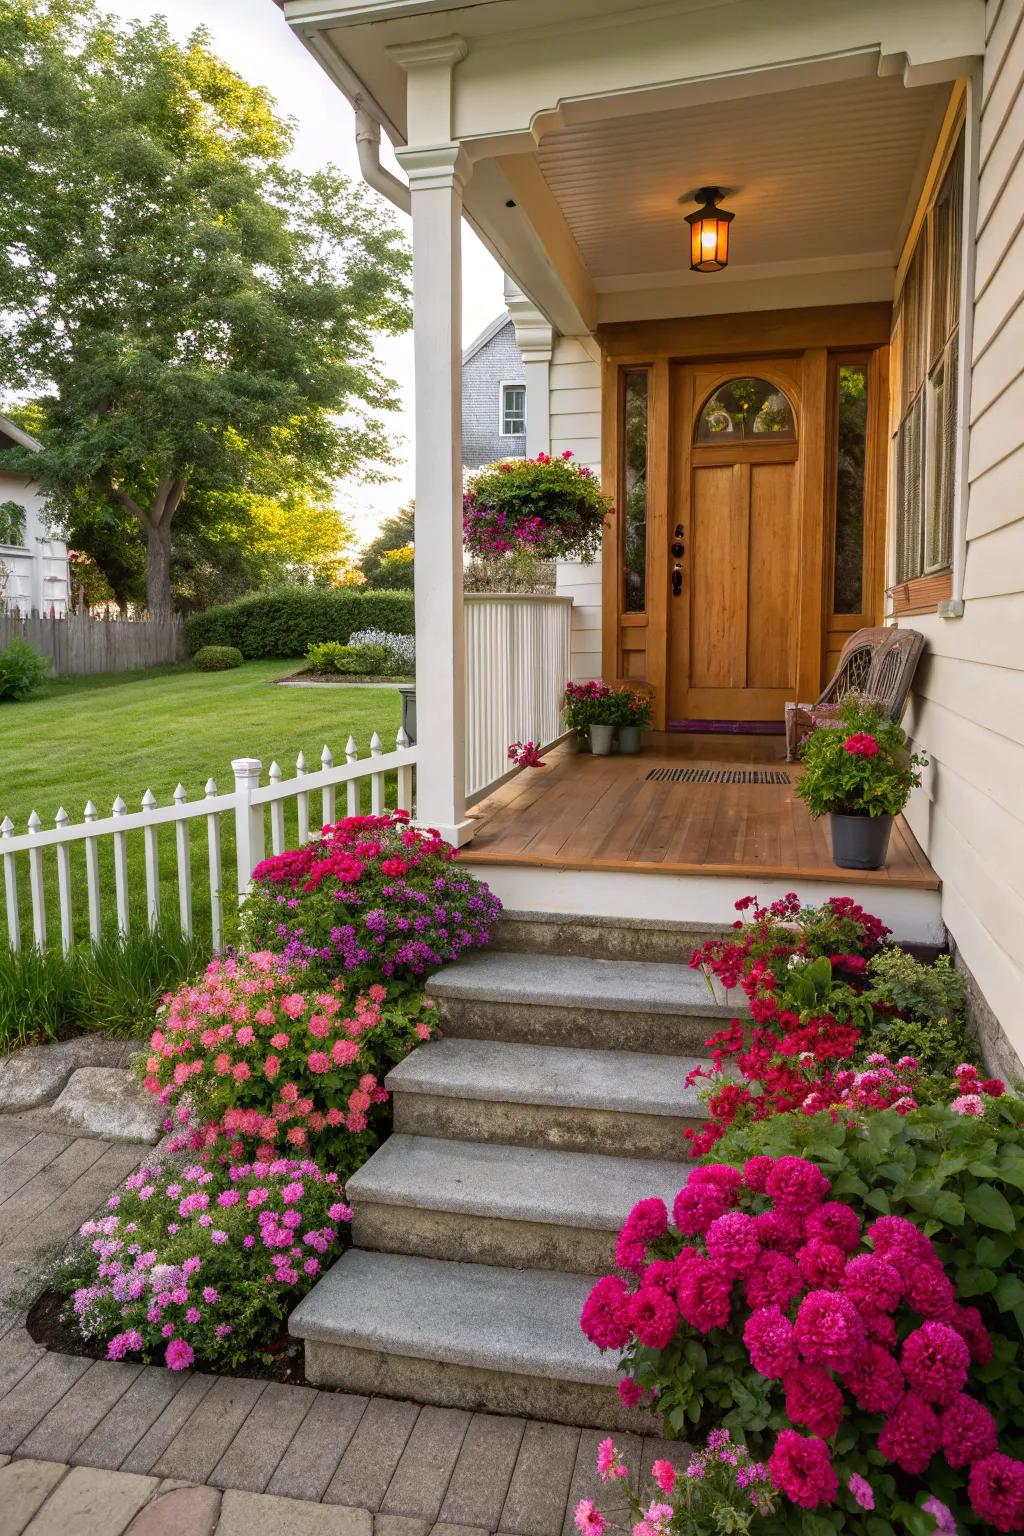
645, 768, 792, 785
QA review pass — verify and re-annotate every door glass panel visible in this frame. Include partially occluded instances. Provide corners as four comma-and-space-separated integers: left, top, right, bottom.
832, 363, 868, 614
695, 377, 796, 442
622, 370, 649, 613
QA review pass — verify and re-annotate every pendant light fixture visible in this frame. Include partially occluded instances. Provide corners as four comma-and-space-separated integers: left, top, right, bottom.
685, 186, 734, 273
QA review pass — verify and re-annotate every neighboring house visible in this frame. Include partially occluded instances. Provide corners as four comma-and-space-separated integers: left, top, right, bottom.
461, 313, 526, 469
0, 414, 70, 616
282, 0, 1024, 1421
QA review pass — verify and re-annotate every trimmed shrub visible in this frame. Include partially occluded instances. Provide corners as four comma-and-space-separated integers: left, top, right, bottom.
0, 636, 50, 700
185, 588, 414, 659
304, 641, 398, 677
305, 641, 348, 675
192, 645, 243, 672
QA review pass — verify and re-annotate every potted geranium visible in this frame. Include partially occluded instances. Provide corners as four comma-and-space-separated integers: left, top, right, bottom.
794, 701, 925, 869
463, 451, 612, 564
613, 689, 652, 754
563, 680, 610, 752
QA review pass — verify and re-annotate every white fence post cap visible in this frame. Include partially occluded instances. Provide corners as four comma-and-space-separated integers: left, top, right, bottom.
231, 758, 262, 777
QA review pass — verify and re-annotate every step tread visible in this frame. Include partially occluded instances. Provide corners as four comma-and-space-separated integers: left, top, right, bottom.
385, 1038, 708, 1119
347, 1134, 689, 1229
426, 949, 732, 1016
289, 1249, 617, 1385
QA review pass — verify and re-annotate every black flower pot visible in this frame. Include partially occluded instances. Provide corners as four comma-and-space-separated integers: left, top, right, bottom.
829, 812, 893, 870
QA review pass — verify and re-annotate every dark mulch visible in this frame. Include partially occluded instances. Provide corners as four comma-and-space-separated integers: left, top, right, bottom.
275, 668, 413, 687
26, 1287, 312, 1387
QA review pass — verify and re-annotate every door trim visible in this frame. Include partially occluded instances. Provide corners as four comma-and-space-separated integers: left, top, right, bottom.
599, 303, 891, 730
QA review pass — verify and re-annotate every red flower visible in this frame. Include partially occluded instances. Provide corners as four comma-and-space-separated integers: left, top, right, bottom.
768, 1430, 838, 1509
843, 732, 879, 757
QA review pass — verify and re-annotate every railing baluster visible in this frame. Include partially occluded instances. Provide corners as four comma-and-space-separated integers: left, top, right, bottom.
83, 801, 101, 943
370, 732, 385, 815
205, 778, 223, 952
26, 810, 46, 949
396, 727, 414, 813
54, 807, 73, 954
173, 784, 192, 939
141, 788, 160, 929
345, 736, 359, 818
112, 795, 130, 936
268, 762, 285, 854
321, 745, 336, 829
1, 816, 21, 952
295, 750, 310, 844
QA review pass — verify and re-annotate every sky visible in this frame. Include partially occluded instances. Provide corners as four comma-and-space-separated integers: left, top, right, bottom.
104, 0, 507, 546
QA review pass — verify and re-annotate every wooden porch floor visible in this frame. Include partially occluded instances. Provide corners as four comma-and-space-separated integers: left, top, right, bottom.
460, 734, 939, 889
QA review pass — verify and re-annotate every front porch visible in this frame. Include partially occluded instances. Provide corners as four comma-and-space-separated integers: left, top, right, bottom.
460, 733, 943, 945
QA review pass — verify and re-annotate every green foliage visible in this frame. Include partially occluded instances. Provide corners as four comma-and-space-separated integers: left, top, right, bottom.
0, 636, 50, 700
863, 951, 973, 1078
715, 1101, 1024, 1462
0, 0, 410, 613
185, 587, 414, 658
795, 701, 925, 819
367, 545, 414, 591
0, 922, 206, 1051
359, 502, 415, 586
191, 645, 243, 673
463, 550, 556, 594
305, 640, 397, 676
0, 498, 26, 544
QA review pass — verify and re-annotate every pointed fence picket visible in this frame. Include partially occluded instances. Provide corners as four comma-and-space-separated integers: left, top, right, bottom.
0, 727, 417, 955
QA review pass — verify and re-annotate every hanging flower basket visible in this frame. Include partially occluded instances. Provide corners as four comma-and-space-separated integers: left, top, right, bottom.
463, 451, 613, 563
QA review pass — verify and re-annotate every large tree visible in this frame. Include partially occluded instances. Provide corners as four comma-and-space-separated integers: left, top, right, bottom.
0, 0, 409, 613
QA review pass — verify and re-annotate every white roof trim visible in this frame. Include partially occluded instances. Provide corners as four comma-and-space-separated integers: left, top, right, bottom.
462, 312, 514, 367
0, 413, 42, 453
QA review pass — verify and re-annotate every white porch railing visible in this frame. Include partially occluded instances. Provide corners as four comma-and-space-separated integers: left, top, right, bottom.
464, 593, 572, 803
1, 729, 416, 955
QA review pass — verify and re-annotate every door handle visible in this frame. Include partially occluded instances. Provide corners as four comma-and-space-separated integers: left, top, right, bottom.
672, 564, 683, 597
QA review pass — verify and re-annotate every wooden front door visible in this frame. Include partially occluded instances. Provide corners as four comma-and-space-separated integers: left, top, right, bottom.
668, 361, 805, 724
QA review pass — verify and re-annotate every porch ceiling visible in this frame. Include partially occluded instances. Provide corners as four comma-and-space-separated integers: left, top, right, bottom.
535, 73, 951, 286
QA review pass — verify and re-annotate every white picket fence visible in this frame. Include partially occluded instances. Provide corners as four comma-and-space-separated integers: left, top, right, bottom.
1, 729, 416, 955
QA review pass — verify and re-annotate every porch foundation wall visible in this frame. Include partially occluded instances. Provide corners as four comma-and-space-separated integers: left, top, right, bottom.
551, 334, 603, 681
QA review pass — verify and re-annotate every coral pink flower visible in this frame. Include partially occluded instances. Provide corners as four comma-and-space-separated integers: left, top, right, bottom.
281, 994, 306, 1018
165, 1339, 195, 1371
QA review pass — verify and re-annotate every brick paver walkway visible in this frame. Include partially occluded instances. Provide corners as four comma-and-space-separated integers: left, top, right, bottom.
0, 1121, 676, 1535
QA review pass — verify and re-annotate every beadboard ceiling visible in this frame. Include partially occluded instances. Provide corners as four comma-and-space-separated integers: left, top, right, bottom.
536, 74, 951, 281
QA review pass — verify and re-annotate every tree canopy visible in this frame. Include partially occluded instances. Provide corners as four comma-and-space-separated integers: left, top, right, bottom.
0, 0, 410, 612
359, 501, 415, 588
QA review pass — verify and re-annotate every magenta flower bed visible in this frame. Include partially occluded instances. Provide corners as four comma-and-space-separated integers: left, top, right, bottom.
63, 1156, 349, 1370
582, 1154, 1024, 1532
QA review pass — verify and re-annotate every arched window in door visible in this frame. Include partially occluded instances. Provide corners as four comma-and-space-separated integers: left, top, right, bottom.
695, 377, 797, 443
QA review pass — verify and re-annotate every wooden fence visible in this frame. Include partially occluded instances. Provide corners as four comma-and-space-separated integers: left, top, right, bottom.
0, 608, 186, 675
1, 729, 416, 954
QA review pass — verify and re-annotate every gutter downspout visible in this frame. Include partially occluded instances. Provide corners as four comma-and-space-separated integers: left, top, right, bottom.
354, 106, 411, 216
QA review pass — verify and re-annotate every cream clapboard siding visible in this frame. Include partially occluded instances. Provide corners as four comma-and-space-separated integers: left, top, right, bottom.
551, 334, 603, 680
902, 0, 1024, 1062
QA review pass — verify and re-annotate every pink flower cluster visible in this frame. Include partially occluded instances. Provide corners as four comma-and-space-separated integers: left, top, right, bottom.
577, 1429, 773, 1535
843, 732, 879, 757
72, 1156, 349, 1370
142, 953, 435, 1175
507, 740, 546, 769
581, 1155, 1022, 1527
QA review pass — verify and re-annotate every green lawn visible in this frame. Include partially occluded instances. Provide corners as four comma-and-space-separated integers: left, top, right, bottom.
0, 661, 403, 951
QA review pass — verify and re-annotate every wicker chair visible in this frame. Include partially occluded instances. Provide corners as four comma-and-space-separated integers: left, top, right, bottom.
785, 628, 926, 762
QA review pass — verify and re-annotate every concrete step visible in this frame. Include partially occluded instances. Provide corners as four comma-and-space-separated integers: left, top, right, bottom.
386, 1037, 707, 1159
347, 1134, 690, 1273
491, 908, 726, 964
289, 1248, 657, 1433
426, 949, 734, 1053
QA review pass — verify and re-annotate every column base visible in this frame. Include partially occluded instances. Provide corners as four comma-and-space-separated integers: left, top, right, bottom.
415, 816, 476, 849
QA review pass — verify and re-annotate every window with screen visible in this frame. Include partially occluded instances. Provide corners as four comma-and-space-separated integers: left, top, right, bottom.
500, 383, 526, 436
891, 133, 963, 588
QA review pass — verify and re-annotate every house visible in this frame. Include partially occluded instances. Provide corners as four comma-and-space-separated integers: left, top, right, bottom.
461, 312, 526, 469
279, 0, 1024, 1427
0, 414, 70, 617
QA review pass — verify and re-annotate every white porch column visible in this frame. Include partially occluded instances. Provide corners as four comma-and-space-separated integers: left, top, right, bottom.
397, 140, 474, 846
505, 278, 554, 458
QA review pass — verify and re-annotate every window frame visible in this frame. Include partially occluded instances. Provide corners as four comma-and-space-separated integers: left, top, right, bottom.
888, 106, 970, 619
498, 380, 526, 438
